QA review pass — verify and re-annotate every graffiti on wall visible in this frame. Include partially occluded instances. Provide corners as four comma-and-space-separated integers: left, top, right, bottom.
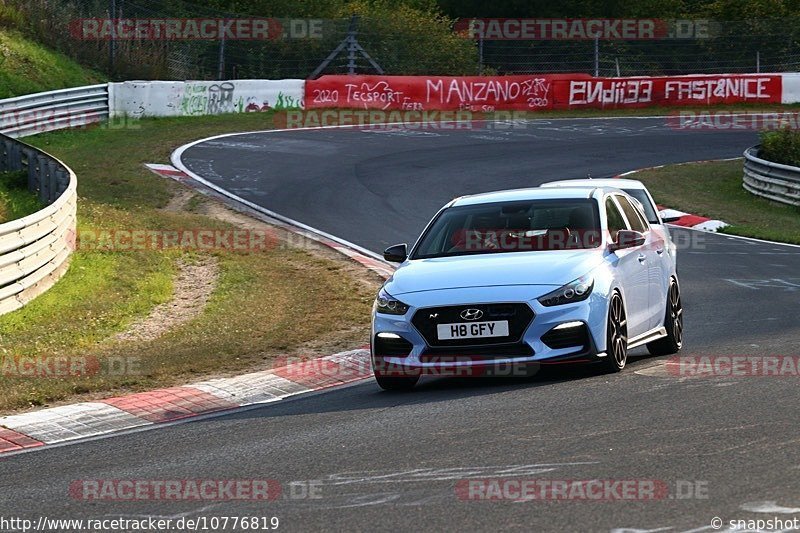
178, 82, 303, 116
207, 82, 236, 113
179, 82, 237, 115
306, 76, 561, 112
243, 91, 304, 112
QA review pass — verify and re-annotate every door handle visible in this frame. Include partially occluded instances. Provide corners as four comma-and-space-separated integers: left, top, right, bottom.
637, 254, 646, 263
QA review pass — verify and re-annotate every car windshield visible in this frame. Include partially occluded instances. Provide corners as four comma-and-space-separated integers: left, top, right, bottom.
412, 199, 602, 259
621, 188, 659, 224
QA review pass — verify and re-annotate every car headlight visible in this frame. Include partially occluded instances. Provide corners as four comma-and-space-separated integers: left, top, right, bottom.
375, 288, 410, 315
537, 276, 594, 307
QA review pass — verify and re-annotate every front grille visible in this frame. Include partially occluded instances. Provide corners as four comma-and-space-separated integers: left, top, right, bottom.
420, 343, 534, 362
541, 323, 589, 350
411, 303, 534, 347
373, 335, 414, 357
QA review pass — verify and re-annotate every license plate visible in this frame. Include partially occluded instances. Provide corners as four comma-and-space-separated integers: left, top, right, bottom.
437, 321, 509, 340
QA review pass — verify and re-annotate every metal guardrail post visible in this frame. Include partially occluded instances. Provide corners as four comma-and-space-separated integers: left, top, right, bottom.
27, 147, 37, 192
38, 154, 51, 203
0, 140, 7, 171
55, 168, 69, 196
46, 159, 59, 203
9, 142, 21, 171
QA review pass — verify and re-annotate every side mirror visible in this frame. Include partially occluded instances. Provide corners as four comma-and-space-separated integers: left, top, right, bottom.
609, 230, 646, 252
383, 243, 408, 263
661, 215, 683, 223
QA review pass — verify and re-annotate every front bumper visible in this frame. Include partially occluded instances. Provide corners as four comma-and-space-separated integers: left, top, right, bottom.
371, 286, 608, 375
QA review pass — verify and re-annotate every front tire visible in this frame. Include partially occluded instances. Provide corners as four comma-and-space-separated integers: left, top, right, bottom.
374, 374, 419, 391
603, 291, 628, 372
647, 278, 683, 356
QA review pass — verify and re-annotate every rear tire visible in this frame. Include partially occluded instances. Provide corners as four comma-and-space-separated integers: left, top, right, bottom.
374, 374, 419, 391
603, 291, 628, 372
647, 279, 683, 356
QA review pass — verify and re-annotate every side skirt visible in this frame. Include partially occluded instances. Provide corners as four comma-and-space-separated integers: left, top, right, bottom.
627, 327, 667, 350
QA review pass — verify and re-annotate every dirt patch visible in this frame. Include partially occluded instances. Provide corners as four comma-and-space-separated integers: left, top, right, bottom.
114, 256, 220, 344
117, 182, 383, 349
162, 187, 195, 212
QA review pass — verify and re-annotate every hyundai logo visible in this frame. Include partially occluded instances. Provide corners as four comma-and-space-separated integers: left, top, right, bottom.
460, 308, 484, 321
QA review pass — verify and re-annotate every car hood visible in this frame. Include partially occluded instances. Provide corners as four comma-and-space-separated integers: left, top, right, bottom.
386, 250, 605, 296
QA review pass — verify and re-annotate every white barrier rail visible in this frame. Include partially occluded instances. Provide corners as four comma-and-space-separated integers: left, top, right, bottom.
743, 146, 800, 206
0, 85, 91, 316
0, 137, 77, 315
0, 85, 109, 138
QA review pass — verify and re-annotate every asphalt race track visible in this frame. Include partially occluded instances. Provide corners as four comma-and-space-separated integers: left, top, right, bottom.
3, 117, 800, 532
180, 117, 757, 251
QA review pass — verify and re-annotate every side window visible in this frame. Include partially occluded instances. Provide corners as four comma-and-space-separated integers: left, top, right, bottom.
605, 198, 627, 241
617, 195, 649, 233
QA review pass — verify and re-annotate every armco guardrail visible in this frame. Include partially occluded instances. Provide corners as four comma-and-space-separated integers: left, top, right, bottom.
743, 146, 800, 207
0, 87, 81, 316
0, 84, 109, 138
0, 135, 76, 315
0, 136, 76, 315
0, 84, 103, 316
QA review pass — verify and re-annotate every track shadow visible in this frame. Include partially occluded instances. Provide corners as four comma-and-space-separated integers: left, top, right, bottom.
217, 349, 657, 423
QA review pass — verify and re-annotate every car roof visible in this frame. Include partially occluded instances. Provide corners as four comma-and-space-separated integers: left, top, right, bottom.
541, 178, 647, 189
450, 186, 620, 207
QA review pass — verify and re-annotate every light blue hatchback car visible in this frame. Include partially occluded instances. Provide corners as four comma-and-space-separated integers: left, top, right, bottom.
371, 186, 683, 390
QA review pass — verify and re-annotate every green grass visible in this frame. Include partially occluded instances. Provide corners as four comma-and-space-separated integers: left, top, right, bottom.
0, 28, 104, 98
0, 111, 378, 413
634, 159, 800, 244
0, 170, 43, 222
